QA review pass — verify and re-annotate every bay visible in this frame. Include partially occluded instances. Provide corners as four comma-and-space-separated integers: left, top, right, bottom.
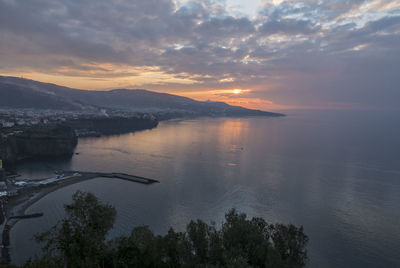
12, 110, 400, 267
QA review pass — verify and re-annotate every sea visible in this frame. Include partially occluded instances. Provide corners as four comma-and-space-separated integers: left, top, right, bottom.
11, 110, 400, 267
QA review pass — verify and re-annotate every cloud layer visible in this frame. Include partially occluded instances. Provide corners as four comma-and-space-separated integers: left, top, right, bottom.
0, 0, 399, 110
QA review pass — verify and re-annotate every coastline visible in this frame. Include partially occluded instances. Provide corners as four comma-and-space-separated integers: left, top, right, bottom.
1, 171, 159, 264
5, 174, 98, 229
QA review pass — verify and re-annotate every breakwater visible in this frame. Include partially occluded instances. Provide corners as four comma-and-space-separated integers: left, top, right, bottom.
61, 171, 159, 184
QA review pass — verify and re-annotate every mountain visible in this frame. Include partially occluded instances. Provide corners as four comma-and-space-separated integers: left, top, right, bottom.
0, 80, 82, 110
0, 76, 284, 117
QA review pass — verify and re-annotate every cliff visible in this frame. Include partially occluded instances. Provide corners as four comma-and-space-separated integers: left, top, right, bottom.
66, 116, 158, 137
0, 125, 77, 164
0, 117, 158, 164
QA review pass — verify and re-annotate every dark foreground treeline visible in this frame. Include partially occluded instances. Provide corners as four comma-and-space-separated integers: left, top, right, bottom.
3, 192, 308, 268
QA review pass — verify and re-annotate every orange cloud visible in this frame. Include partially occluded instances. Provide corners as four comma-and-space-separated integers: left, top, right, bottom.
0, 65, 199, 90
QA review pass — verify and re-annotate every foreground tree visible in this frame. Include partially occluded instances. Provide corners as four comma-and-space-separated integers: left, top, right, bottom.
19, 191, 308, 268
33, 191, 116, 268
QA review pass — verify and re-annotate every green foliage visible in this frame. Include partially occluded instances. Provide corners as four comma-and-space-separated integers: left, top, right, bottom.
35, 191, 116, 268
25, 191, 308, 268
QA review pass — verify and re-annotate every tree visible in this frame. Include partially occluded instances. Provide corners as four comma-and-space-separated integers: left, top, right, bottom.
21, 192, 308, 268
221, 210, 271, 266
35, 191, 116, 268
111, 226, 164, 267
270, 224, 309, 268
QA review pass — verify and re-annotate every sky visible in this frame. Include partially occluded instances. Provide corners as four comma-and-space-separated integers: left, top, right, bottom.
0, 0, 399, 110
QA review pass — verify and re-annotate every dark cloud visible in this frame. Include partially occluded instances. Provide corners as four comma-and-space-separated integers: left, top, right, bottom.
196, 16, 255, 38
258, 19, 320, 35
0, 0, 399, 109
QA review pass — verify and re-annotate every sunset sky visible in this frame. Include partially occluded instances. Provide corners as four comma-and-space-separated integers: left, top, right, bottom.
0, 0, 399, 110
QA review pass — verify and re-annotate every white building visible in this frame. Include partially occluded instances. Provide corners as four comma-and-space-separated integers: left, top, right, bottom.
0, 181, 7, 191
2, 122, 15, 128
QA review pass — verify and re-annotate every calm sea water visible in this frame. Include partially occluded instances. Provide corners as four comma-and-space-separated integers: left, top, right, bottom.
11, 110, 400, 267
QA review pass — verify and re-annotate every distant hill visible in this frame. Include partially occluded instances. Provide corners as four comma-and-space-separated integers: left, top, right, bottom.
0, 76, 284, 117
0, 81, 82, 110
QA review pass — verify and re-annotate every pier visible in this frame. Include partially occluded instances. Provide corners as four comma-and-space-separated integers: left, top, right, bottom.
60, 170, 159, 184
9, 213, 44, 219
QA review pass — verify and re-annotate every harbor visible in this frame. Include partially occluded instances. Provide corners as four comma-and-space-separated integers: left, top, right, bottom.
0, 167, 159, 264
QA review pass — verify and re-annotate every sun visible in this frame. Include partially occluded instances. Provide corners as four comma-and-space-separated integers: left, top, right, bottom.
233, 89, 242, 94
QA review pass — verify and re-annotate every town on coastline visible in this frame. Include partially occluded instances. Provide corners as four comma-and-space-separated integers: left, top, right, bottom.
0, 108, 159, 163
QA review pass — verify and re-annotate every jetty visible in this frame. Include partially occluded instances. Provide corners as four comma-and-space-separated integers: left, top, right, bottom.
9, 213, 44, 219
60, 170, 159, 184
